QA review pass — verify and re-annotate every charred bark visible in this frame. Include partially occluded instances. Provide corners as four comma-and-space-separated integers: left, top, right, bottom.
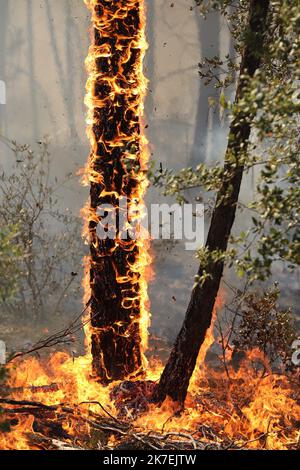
87, 1, 146, 383
153, 0, 270, 404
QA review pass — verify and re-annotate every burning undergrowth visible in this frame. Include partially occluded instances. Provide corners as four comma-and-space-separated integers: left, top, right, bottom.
0, 294, 299, 451
0, 345, 299, 450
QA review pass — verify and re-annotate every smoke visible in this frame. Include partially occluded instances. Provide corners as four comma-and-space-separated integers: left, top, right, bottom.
0, 0, 298, 348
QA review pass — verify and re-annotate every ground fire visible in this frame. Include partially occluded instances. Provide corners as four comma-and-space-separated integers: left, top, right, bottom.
0, 0, 299, 452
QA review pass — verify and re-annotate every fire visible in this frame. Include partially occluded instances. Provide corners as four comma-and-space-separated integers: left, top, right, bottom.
83, 0, 151, 383
0, 295, 299, 450
0, 0, 299, 452
0, 416, 36, 450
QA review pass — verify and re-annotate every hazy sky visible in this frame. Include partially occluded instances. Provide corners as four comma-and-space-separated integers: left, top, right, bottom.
2, 1, 277, 341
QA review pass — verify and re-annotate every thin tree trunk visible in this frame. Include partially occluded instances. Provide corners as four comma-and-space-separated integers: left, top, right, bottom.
153, 0, 270, 404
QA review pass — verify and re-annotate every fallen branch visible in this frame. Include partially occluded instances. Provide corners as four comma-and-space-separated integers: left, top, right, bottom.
1, 397, 298, 450
0, 383, 59, 397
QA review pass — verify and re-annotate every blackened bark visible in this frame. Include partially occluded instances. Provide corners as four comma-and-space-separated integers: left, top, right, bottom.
153, 0, 270, 404
87, 1, 146, 383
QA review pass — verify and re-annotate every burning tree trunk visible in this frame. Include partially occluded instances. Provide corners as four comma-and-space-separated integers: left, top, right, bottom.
84, 0, 149, 383
154, 0, 270, 404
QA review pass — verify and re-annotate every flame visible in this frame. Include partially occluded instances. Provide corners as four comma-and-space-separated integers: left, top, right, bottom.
83, 0, 151, 382
1, 291, 299, 450
132, 297, 300, 449
0, 1, 299, 451
0, 416, 36, 450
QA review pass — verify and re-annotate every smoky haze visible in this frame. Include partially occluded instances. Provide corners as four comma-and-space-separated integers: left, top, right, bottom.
0, 0, 297, 349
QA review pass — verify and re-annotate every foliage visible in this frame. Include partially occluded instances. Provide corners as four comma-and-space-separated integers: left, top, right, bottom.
151, 0, 300, 284
0, 137, 83, 320
0, 224, 23, 302
233, 285, 297, 367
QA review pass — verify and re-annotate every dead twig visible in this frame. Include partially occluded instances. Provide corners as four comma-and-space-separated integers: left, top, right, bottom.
78, 401, 119, 424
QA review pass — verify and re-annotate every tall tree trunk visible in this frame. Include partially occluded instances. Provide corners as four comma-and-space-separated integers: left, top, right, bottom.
153, 0, 270, 404
86, 1, 147, 383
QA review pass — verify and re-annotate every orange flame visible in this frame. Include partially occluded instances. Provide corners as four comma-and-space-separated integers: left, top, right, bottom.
1, 291, 299, 450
